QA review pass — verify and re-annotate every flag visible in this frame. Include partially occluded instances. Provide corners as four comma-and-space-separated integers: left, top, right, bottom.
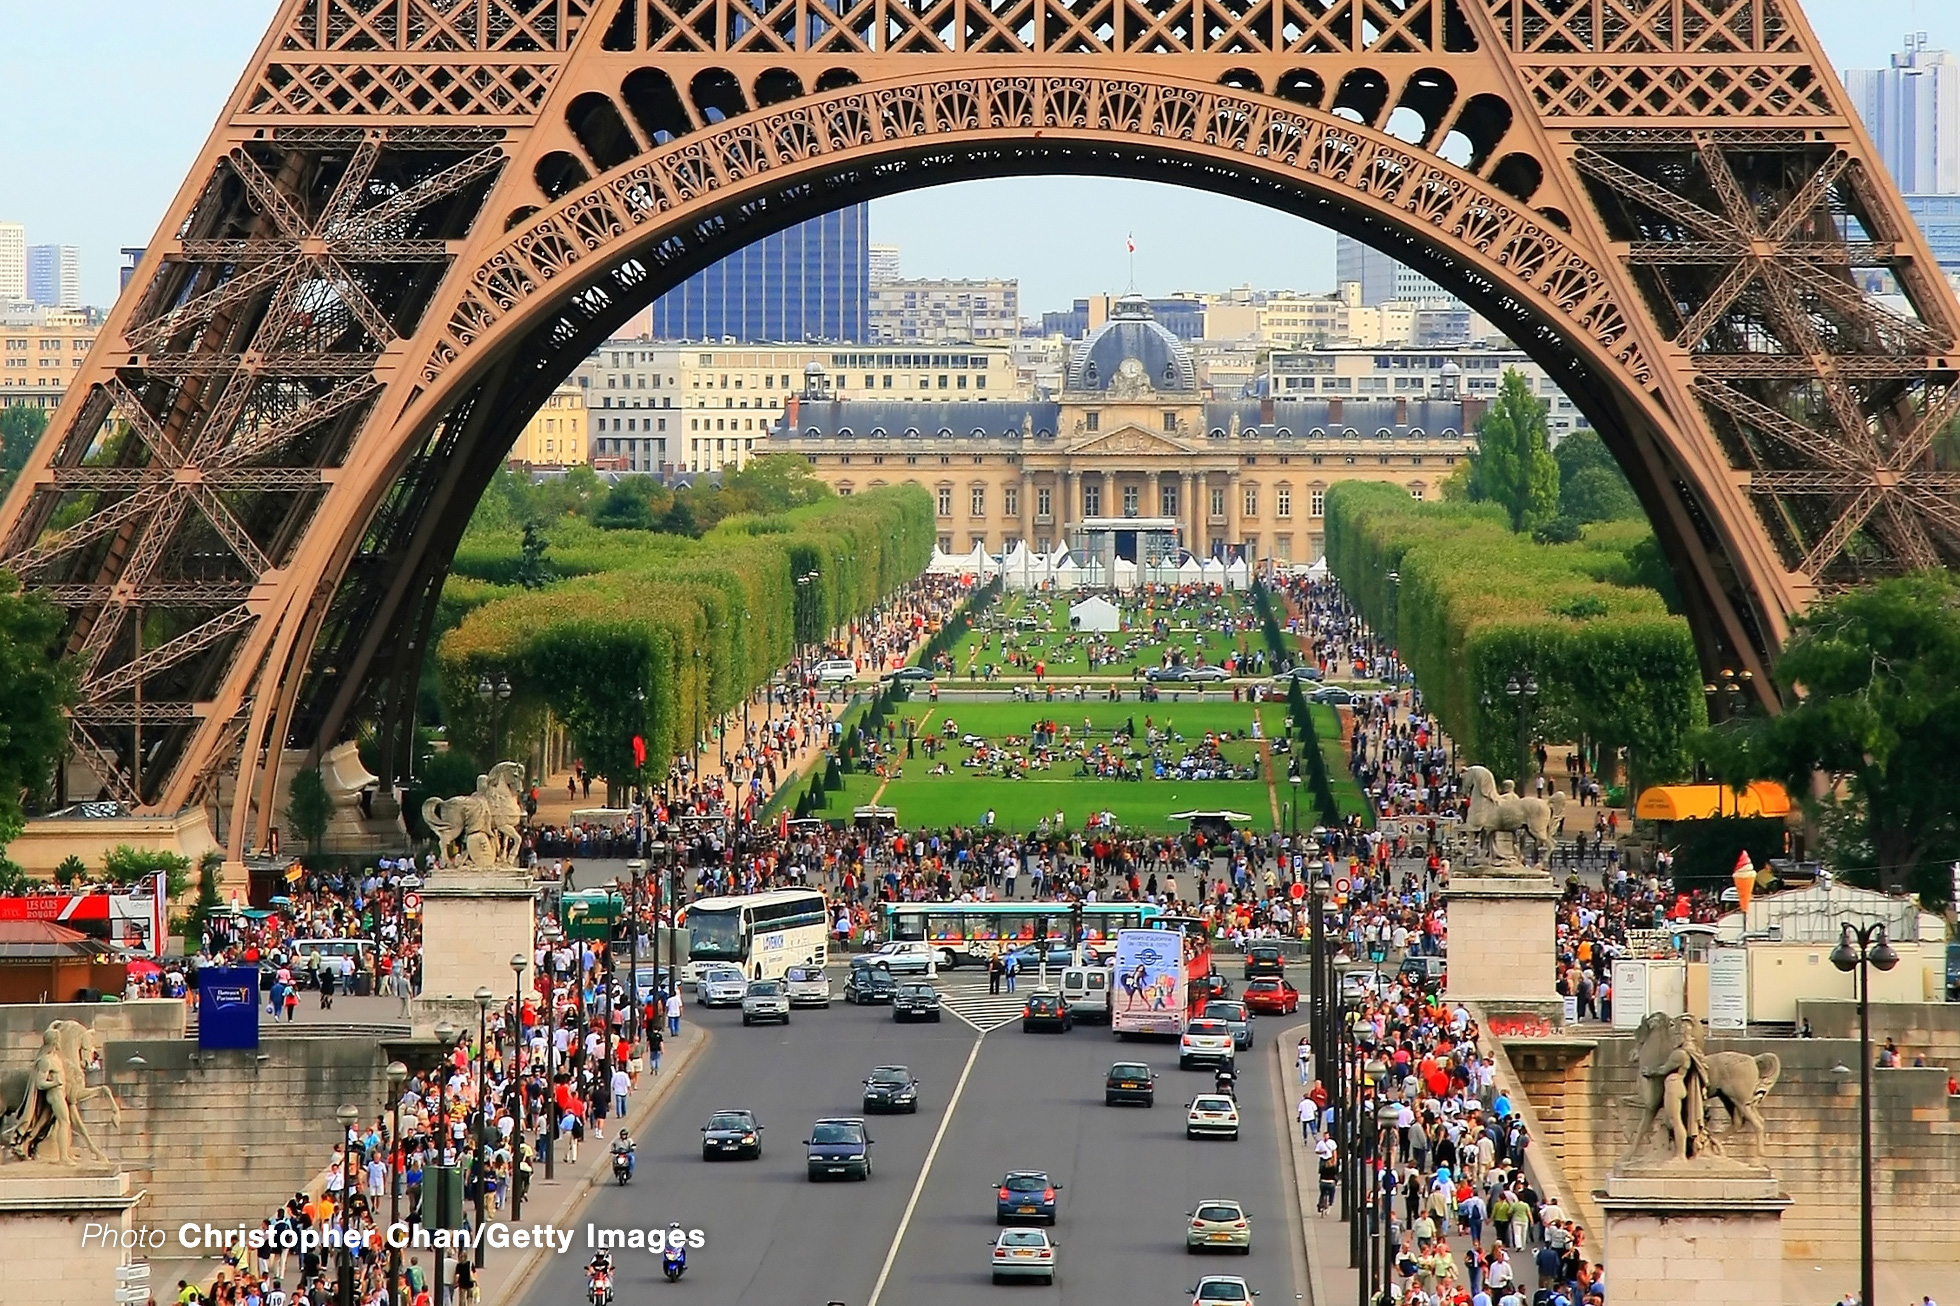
1126, 234, 1135, 254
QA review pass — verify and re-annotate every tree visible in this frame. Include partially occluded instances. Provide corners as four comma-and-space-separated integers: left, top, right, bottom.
1468, 369, 1559, 532
102, 844, 193, 899
1696, 572, 1960, 904
593, 483, 658, 531
286, 767, 334, 854
0, 405, 48, 498
1437, 459, 1476, 503
53, 854, 86, 887
1560, 465, 1641, 524
514, 521, 552, 589
0, 571, 78, 862
190, 850, 224, 944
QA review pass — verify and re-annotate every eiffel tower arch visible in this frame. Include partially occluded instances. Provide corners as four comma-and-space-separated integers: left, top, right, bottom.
1, 0, 1955, 857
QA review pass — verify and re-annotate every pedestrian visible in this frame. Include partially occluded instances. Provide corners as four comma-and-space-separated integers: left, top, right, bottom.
611, 1063, 631, 1119
648, 1022, 663, 1075
1297, 1036, 1312, 1085
988, 955, 1002, 995
665, 988, 682, 1037
1004, 953, 1018, 993
1298, 1094, 1313, 1142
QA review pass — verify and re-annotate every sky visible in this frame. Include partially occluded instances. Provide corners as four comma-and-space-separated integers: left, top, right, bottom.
0, 1, 1952, 312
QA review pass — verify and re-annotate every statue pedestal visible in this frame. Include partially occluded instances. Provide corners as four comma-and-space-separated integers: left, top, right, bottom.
1443, 869, 1563, 1020
0, 1168, 143, 1305
412, 868, 536, 1034
1598, 1164, 1790, 1306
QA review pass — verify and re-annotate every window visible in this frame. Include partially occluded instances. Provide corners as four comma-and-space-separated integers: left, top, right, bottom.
1085, 412, 1099, 432
1160, 484, 1179, 517
1310, 489, 1325, 517
1276, 535, 1293, 563
1122, 485, 1139, 515
938, 534, 953, 551
937, 487, 952, 517
1083, 482, 1100, 516
1276, 487, 1292, 518
1210, 487, 1225, 518
1163, 411, 1177, 432
1004, 486, 1019, 517
1243, 485, 1258, 517
971, 486, 987, 516
1036, 486, 1051, 518
1409, 485, 1424, 501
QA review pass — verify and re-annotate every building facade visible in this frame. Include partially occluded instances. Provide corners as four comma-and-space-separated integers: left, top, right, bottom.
868, 244, 902, 282
1040, 295, 1207, 340
0, 224, 24, 304
26, 246, 80, 309
1267, 346, 1592, 440
769, 296, 1477, 564
0, 308, 97, 409
649, 205, 869, 343
575, 338, 1023, 476
1335, 234, 1459, 306
509, 381, 587, 468
868, 278, 1020, 342
1844, 40, 1960, 196
1905, 194, 1960, 268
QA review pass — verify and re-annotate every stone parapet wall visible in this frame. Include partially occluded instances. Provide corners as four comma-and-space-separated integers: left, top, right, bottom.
1797, 999, 1960, 1068
0, 1000, 187, 1070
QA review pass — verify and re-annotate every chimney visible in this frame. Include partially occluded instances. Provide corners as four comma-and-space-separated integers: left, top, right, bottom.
1394, 396, 1408, 426
1462, 395, 1487, 428
1327, 397, 1343, 423
1259, 395, 1274, 425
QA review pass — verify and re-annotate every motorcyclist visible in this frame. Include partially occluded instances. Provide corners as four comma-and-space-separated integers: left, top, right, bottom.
1214, 1065, 1237, 1097
611, 1127, 636, 1179
585, 1251, 614, 1300
661, 1223, 688, 1278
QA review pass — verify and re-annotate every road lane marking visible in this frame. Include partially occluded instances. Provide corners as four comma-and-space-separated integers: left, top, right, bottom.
864, 1031, 986, 1306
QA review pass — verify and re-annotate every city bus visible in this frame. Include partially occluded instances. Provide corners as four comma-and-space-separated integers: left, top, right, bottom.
881, 900, 1163, 970
1149, 913, 1217, 1023
680, 889, 829, 981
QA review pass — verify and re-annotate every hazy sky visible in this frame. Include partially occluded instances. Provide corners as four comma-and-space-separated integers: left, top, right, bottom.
0, 1, 1951, 311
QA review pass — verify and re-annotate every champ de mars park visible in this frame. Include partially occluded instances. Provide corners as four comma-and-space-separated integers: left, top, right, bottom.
1, 2, 1960, 1306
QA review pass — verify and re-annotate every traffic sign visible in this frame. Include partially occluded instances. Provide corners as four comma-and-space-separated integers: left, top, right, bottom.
1288, 882, 1305, 900
1334, 877, 1351, 896
403, 893, 422, 912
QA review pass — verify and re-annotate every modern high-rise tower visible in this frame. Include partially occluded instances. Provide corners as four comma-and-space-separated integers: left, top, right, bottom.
1843, 37, 1960, 195
1333, 234, 1457, 306
0, 223, 25, 303
649, 205, 869, 342
27, 245, 81, 308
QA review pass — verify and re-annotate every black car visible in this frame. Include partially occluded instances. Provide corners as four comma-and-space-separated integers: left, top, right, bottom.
805, 1117, 873, 1181
996, 1170, 1061, 1224
1105, 1061, 1156, 1107
845, 966, 898, 1004
892, 981, 942, 1022
700, 1109, 763, 1160
884, 666, 936, 682
1201, 973, 1234, 1001
862, 1065, 921, 1114
1022, 991, 1073, 1033
1243, 944, 1286, 980
1397, 956, 1446, 992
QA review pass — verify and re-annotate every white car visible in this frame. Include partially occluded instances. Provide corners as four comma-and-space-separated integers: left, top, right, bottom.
696, 966, 748, 1007
813, 658, 858, 684
741, 978, 790, 1025
1185, 1095, 1241, 1140
785, 964, 832, 1008
867, 941, 937, 976
1191, 1275, 1259, 1305
990, 1228, 1058, 1285
1178, 1018, 1236, 1070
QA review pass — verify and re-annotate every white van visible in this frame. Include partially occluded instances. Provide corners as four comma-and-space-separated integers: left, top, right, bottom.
288, 938, 374, 988
814, 659, 858, 685
1060, 965, 1112, 1023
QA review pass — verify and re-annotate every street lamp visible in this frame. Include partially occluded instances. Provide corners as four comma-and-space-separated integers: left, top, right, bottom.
1308, 874, 1332, 1108
1831, 920, 1899, 1306
1376, 1096, 1401, 1302
432, 1021, 461, 1306
476, 673, 513, 762
1289, 766, 1302, 840
472, 985, 494, 1268
384, 1060, 407, 1306
335, 1103, 360, 1306
1504, 670, 1539, 785
509, 953, 528, 1221
626, 860, 646, 1041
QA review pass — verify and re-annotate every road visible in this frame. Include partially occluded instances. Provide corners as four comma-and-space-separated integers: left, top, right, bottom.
516, 968, 1307, 1306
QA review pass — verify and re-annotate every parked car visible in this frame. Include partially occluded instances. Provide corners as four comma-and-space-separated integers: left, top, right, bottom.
892, 981, 942, 1022
813, 658, 858, 685
1147, 665, 1230, 683
1104, 1062, 1156, 1107
995, 1170, 1062, 1224
1242, 944, 1286, 979
1186, 1198, 1252, 1254
990, 1228, 1058, 1286
884, 666, 935, 683
700, 1109, 762, 1160
1022, 992, 1073, 1033
1310, 686, 1356, 706
740, 978, 791, 1026
1242, 978, 1300, 1015
1274, 665, 1323, 682
804, 1117, 873, 1180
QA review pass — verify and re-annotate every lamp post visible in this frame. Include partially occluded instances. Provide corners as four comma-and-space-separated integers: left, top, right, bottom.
335, 1103, 360, 1306
1308, 873, 1331, 1103
1376, 1096, 1400, 1304
1289, 766, 1301, 840
626, 859, 646, 1041
477, 672, 513, 761
432, 1020, 460, 1306
602, 878, 621, 1087
542, 963, 558, 1181
384, 1060, 407, 1306
1831, 920, 1899, 1306
472, 985, 494, 1269
1504, 670, 1539, 786
509, 953, 528, 1221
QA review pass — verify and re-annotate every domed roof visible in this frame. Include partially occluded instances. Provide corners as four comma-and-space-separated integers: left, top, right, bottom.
1064, 294, 1197, 394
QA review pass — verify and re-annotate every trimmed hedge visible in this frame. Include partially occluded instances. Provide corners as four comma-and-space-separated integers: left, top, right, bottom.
437, 486, 934, 789
1322, 483, 1702, 792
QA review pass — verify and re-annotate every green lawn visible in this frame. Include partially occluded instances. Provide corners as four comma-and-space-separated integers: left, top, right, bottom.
865, 775, 1276, 833
941, 594, 1264, 679
1310, 703, 1375, 822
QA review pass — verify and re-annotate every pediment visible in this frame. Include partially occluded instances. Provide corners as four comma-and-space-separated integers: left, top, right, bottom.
1064, 426, 1197, 456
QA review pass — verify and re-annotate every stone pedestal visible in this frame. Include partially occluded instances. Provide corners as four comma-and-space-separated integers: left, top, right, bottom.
0, 1168, 143, 1306
1599, 1164, 1791, 1306
1444, 868, 1563, 1020
412, 868, 536, 1035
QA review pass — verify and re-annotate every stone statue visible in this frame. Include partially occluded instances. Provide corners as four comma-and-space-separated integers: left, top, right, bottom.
1622, 1012, 1782, 1164
423, 760, 526, 867
1462, 764, 1566, 868
0, 1021, 121, 1165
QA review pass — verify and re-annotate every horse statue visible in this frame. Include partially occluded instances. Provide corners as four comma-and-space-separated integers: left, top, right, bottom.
1462, 765, 1567, 866
480, 760, 526, 864
1622, 1012, 1781, 1164
0, 1021, 121, 1165
424, 760, 527, 867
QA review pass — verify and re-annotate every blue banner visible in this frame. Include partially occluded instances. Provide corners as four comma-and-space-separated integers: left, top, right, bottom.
198, 966, 260, 1050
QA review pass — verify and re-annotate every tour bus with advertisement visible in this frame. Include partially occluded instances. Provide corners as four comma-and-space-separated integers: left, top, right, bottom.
1115, 915, 1215, 1032
681, 889, 829, 982
881, 900, 1163, 970
1112, 928, 1195, 1036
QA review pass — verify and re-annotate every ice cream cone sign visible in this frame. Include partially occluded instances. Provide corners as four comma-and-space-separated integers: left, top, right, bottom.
1732, 849, 1756, 912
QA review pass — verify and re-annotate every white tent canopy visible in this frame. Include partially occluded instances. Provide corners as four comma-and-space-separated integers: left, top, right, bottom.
1224, 557, 1251, 590
1069, 595, 1120, 632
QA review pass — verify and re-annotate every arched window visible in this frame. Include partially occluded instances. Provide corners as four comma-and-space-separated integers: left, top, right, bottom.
1408, 427, 1426, 438
871, 426, 888, 438
837, 426, 854, 438
1275, 427, 1293, 440
1377, 428, 1393, 439
802, 427, 820, 440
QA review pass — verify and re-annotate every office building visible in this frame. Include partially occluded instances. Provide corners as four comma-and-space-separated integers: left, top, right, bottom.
869, 278, 1020, 342
1334, 234, 1459, 307
509, 381, 587, 468
0, 224, 24, 303
1267, 345, 1593, 439
649, 205, 868, 342
1905, 194, 1960, 268
1844, 38, 1960, 196
869, 244, 902, 282
0, 307, 98, 409
27, 245, 80, 309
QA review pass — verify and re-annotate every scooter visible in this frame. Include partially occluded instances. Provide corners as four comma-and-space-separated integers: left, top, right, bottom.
612, 1149, 633, 1185
662, 1239, 687, 1282
1213, 1068, 1238, 1099
587, 1271, 613, 1305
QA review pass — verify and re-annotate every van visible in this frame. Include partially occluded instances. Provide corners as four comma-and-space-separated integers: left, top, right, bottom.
814, 659, 858, 685
288, 938, 375, 989
1060, 965, 1112, 1023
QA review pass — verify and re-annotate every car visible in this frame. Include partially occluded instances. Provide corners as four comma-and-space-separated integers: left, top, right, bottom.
1146, 665, 1230, 683
1191, 1274, 1261, 1305
696, 966, 748, 1007
1186, 1199, 1252, 1254
741, 978, 791, 1025
813, 658, 858, 685
995, 1170, 1061, 1224
862, 1065, 921, 1114
1200, 973, 1234, 1001
804, 1117, 873, 1180
990, 1228, 1058, 1285
1021, 991, 1073, 1033
700, 1109, 763, 1160
1310, 686, 1356, 706
1398, 956, 1447, 992
892, 981, 942, 1022
844, 966, 898, 1005
1186, 1094, 1241, 1139
1206, 1000, 1254, 1050
1060, 965, 1112, 1022
1179, 1019, 1235, 1069
866, 941, 938, 975
884, 665, 936, 683
1339, 969, 1381, 1005
1274, 664, 1323, 682
1242, 944, 1286, 980
1242, 977, 1300, 1015
1104, 1061, 1156, 1107
785, 964, 832, 1008
999, 941, 1075, 974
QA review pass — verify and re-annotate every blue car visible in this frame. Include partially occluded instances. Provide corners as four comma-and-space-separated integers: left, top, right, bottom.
805, 1118, 873, 1181
998, 942, 1075, 973
996, 1170, 1061, 1225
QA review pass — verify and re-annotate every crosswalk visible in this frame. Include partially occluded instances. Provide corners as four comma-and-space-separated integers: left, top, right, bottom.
934, 976, 1040, 1032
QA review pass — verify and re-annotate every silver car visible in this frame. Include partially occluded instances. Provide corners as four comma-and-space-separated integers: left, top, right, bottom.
741, 978, 790, 1025
990, 1229, 1057, 1285
697, 966, 748, 1007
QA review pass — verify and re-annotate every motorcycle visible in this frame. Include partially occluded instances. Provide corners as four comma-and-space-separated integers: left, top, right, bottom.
662, 1241, 687, 1282
1213, 1069, 1238, 1099
586, 1271, 613, 1306
612, 1149, 633, 1185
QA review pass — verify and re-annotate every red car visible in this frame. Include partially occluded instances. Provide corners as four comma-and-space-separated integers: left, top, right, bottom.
1242, 977, 1300, 1015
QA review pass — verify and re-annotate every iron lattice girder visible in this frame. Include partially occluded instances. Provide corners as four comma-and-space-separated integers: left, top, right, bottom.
0, 0, 1955, 835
